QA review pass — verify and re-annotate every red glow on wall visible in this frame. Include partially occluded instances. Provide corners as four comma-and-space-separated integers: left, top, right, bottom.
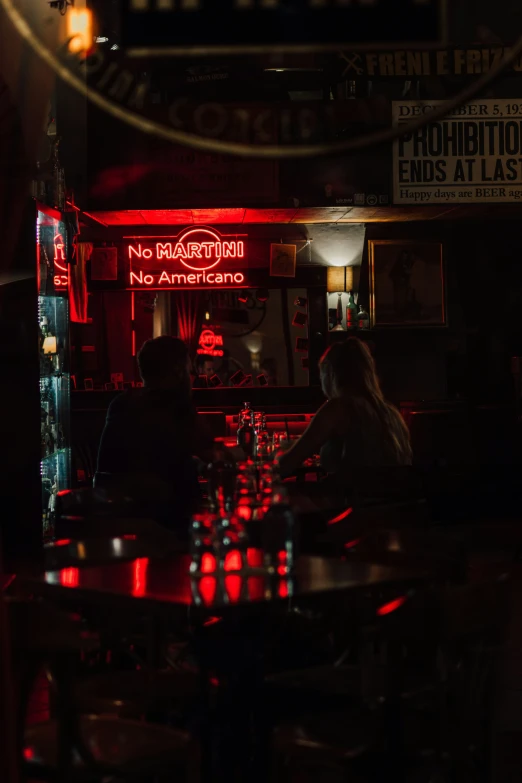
60, 568, 79, 588
132, 558, 149, 597
377, 596, 408, 617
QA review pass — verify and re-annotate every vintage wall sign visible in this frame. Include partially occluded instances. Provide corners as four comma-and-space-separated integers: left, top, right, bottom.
53, 233, 68, 288
126, 226, 248, 288
122, 0, 445, 52
197, 329, 224, 357
393, 99, 522, 204
340, 46, 522, 80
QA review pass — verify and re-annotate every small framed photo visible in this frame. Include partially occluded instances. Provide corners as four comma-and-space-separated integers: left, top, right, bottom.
369, 240, 446, 328
270, 243, 297, 278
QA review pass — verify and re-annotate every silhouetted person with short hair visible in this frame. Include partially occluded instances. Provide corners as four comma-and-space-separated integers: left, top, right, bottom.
97, 336, 214, 532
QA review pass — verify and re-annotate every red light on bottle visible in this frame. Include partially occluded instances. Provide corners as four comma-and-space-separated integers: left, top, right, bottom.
54, 539, 71, 547
224, 549, 243, 572
377, 596, 408, 617
201, 552, 216, 574
278, 580, 289, 599
237, 504, 252, 521
247, 548, 263, 568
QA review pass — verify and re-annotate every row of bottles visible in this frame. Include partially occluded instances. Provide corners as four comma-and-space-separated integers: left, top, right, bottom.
40, 378, 66, 459
237, 402, 272, 459
331, 293, 370, 332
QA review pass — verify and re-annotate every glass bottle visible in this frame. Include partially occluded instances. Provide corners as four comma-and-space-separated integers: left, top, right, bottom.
357, 304, 370, 330
237, 402, 255, 458
346, 292, 357, 331
331, 293, 345, 332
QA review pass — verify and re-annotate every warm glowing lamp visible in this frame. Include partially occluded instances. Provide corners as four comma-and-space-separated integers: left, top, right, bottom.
67, 7, 93, 53
327, 266, 354, 332
327, 266, 354, 293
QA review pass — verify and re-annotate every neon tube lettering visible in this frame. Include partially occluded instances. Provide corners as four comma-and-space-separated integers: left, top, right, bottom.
129, 244, 142, 259
187, 243, 202, 259
157, 243, 172, 259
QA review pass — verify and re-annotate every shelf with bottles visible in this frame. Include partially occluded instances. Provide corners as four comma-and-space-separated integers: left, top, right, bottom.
39, 296, 68, 374
40, 374, 70, 461
327, 291, 371, 334
41, 447, 70, 538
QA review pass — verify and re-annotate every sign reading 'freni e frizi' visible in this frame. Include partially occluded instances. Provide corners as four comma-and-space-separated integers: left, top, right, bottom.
393, 99, 522, 205
122, 0, 445, 53
340, 46, 522, 80
125, 226, 248, 289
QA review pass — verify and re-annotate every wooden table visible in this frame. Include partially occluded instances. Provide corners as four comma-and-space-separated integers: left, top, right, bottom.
28, 548, 427, 621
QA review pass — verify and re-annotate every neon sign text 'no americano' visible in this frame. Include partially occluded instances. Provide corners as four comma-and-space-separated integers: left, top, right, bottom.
127, 226, 246, 289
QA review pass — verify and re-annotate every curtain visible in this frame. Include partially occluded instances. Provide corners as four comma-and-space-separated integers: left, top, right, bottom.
69, 242, 92, 323
171, 292, 206, 359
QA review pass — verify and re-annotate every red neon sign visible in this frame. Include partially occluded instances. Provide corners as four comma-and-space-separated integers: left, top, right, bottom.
53, 233, 68, 288
126, 226, 247, 289
197, 329, 224, 357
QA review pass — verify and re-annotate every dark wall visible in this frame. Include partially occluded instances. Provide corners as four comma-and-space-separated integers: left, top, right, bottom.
361, 220, 520, 405
0, 203, 41, 567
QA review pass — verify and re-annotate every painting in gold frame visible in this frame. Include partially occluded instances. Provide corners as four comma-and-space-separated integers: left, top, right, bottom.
369, 240, 446, 328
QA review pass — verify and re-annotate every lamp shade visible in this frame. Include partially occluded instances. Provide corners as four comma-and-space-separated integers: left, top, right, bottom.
327, 266, 354, 292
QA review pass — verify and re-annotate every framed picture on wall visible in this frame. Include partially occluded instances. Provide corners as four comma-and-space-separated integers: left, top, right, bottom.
368, 240, 446, 328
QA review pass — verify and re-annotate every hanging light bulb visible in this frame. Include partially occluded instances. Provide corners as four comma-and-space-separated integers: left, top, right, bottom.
66, 5, 93, 53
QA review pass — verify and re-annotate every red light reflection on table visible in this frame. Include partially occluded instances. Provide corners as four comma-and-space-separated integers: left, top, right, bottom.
377, 596, 408, 616
328, 507, 354, 526
278, 580, 289, 599
132, 558, 149, 597
247, 548, 263, 569
225, 575, 242, 603
198, 576, 217, 606
248, 577, 264, 602
60, 568, 79, 588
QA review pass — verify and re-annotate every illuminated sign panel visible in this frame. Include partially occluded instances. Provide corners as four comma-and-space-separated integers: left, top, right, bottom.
53, 233, 68, 288
126, 226, 248, 289
197, 329, 224, 357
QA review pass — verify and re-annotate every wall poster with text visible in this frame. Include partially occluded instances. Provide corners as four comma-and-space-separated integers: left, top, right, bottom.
393, 99, 522, 204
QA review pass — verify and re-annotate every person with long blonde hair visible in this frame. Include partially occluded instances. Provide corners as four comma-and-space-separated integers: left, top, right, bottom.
278, 338, 412, 479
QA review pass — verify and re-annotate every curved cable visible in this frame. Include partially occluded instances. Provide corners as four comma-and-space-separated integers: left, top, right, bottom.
3, 0, 522, 158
